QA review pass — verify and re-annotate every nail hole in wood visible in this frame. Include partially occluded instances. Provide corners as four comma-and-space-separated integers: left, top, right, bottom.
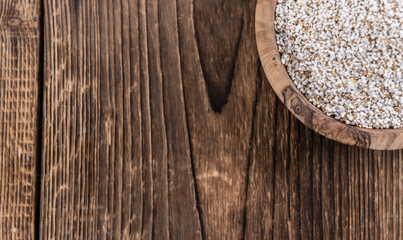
7, 17, 23, 27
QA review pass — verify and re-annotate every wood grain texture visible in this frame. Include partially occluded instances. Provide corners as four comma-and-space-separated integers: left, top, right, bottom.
255, 0, 403, 150
40, 0, 201, 239
40, 0, 148, 239
10, 0, 401, 239
0, 1, 39, 239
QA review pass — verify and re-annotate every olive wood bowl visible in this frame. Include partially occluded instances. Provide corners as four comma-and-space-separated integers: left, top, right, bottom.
255, 0, 403, 150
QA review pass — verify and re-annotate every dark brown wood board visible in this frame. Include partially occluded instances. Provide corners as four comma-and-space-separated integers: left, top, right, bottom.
0, 0, 401, 239
0, 1, 40, 239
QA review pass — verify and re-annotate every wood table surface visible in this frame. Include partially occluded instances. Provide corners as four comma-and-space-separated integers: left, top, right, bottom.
0, 0, 402, 239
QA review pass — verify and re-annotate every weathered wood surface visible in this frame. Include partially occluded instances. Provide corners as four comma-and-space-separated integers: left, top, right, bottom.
0, 0, 401, 239
0, 1, 40, 239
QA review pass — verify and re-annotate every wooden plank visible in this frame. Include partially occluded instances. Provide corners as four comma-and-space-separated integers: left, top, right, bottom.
272, 98, 290, 239
321, 138, 335, 240
138, 0, 153, 238
145, 0, 169, 238
369, 149, 375, 240
40, 1, 100, 239
333, 142, 342, 239
288, 116, 300, 239
0, 1, 40, 239
298, 124, 313, 240
158, 0, 202, 238
178, 0, 260, 238
340, 144, 350, 239
244, 67, 276, 240
40, 0, 138, 238
39, 0, 403, 239
393, 150, 399, 240
312, 133, 323, 240
363, 148, 369, 239
40, 0, 201, 239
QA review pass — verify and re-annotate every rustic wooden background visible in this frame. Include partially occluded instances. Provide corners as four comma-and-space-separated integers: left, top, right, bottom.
1, 0, 403, 239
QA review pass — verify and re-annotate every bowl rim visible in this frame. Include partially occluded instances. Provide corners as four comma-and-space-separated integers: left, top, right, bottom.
255, 0, 403, 150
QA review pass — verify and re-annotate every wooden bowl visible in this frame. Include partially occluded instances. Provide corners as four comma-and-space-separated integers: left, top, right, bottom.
255, 0, 403, 150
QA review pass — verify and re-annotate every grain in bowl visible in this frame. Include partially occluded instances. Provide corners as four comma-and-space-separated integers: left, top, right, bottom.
274, 0, 403, 129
